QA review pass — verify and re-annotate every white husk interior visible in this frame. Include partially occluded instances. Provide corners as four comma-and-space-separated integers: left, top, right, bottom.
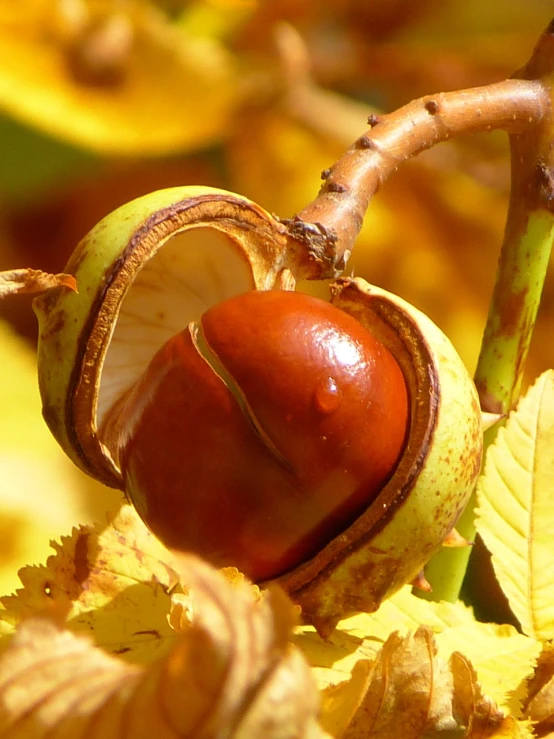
97, 226, 254, 426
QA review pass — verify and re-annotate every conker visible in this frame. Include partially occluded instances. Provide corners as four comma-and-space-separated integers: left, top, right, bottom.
114, 289, 409, 581
34, 188, 484, 631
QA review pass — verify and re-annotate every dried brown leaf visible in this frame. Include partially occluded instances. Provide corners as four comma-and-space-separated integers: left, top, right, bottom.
523, 644, 554, 736
340, 626, 513, 739
0, 269, 77, 298
0, 616, 136, 738
450, 652, 517, 738
0, 554, 329, 738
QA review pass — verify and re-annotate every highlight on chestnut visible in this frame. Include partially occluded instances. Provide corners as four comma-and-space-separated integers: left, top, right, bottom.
33, 187, 483, 633
110, 289, 409, 582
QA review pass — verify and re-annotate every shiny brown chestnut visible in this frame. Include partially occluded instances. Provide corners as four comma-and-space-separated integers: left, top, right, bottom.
33, 187, 483, 634
112, 289, 409, 582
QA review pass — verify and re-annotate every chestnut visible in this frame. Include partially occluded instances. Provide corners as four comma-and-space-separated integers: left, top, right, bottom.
112, 289, 409, 582
33, 187, 483, 634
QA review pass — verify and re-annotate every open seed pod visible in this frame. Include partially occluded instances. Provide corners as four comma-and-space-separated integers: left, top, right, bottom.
275, 277, 482, 634
34, 186, 482, 635
34, 187, 293, 487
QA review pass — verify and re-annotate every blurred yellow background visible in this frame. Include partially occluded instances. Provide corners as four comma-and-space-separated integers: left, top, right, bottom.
0, 0, 553, 594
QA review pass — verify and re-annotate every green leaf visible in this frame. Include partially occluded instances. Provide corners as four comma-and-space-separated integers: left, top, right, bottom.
476, 370, 554, 640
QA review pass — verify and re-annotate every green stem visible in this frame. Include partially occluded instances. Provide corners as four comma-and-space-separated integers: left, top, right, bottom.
476, 211, 554, 413
423, 211, 554, 603
422, 22, 554, 604
418, 493, 479, 603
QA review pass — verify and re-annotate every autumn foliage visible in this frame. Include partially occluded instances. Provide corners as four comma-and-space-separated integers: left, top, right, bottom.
1, 2, 554, 738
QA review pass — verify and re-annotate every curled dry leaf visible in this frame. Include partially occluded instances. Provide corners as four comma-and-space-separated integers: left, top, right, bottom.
336, 626, 518, 739
0, 504, 181, 663
0, 555, 328, 739
318, 660, 374, 739
297, 586, 477, 700
297, 587, 477, 736
0, 269, 77, 298
523, 645, 554, 736
300, 585, 539, 732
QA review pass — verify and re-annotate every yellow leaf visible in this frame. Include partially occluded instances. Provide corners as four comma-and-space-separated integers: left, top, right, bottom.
435, 622, 540, 716
447, 653, 529, 739
0, 617, 138, 737
297, 586, 481, 736
476, 370, 554, 640
298, 587, 539, 736
0, 3, 237, 154
318, 660, 374, 738
0, 555, 329, 738
0, 268, 76, 297
0, 504, 180, 663
295, 624, 377, 694
338, 585, 478, 641
297, 586, 475, 691
179, 0, 256, 41
490, 717, 534, 738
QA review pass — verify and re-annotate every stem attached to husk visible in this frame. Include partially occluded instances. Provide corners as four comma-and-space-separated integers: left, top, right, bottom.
284, 79, 548, 275
286, 20, 554, 604
475, 24, 554, 416
424, 21, 554, 604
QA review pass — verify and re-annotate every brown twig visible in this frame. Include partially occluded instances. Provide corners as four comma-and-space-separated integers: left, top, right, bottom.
286, 79, 549, 275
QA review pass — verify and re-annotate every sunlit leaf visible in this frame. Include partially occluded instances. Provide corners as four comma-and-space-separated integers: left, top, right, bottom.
0, 555, 329, 738
299, 586, 539, 735
295, 624, 377, 698
298, 586, 481, 736
339, 585, 478, 639
0, 617, 137, 737
178, 0, 257, 41
318, 660, 374, 738
297, 586, 476, 693
476, 370, 554, 640
0, 504, 180, 663
436, 622, 540, 716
